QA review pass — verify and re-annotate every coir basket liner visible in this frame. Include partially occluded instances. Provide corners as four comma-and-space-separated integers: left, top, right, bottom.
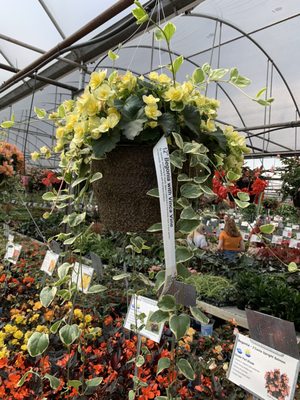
93, 144, 161, 232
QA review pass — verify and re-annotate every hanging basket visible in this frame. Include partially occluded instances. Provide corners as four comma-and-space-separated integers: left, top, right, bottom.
92, 144, 161, 232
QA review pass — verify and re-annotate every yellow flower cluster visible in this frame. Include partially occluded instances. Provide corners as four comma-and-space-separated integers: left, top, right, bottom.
223, 126, 251, 175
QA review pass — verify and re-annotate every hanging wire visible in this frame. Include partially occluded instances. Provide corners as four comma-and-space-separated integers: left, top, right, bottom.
127, 0, 159, 71
23, 72, 37, 168
214, 22, 222, 99
266, 62, 273, 152
262, 59, 270, 157
205, 21, 218, 97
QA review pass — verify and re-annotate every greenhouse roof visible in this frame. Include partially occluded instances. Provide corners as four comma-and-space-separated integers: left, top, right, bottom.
0, 0, 299, 166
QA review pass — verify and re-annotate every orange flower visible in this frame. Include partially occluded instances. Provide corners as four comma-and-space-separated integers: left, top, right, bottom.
103, 315, 113, 326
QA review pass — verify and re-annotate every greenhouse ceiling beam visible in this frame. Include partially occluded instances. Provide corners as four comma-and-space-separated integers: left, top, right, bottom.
235, 120, 300, 133
186, 13, 300, 119
244, 150, 300, 159
0, 63, 77, 92
38, 0, 66, 39
0, 33, 83, 69
0, 0, 203, 111
0, 0, 137, 94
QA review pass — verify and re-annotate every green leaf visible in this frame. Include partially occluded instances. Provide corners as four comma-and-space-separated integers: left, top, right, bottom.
193, 175, 209, 184
288, 262, 298, 273
189, 306, 210, 324
58, 104, 65, 118
256, 98, 274, 106
163, 22, 176, 43
147, 222, 162, 232
63, 235, 80, 245
231, 74, 251, 88
155, 397, 168, 400
136, 355, 145, 367
87, 284, 107, 294
154, 270, 166, 292
202, 63, 212, 75
113, 273, 131, 281
177, 219, 199, 234
120, 94, 144, 120
121, 118, 146, 140
180, 183, 202, 199
27, 332, 49, 357
58, 263, 71, 279
199, 185, 214, 196
40, 286, 57, 308
259, 224, 275, 234
227, 171, 241, 181
44, 373, 60, 390
108, 49, 119, 61
172, 55, 184, 74
180, 206, 198, 220
183, 142, 205, 154
176, 246, 193, 263
68, 380, 82, 389
147, 188, 159, 198
182, 105, 201, 135
170, 149, 185, 169
192, 68, 205, 84
209, 68, 229, 81
67, 212, 86, 227
177, 263, 191, 279
59, 324, 80, 346
176, 358, 195, 380
155, 29, 164, 41
42, 192, 56, 201
137, 272, 154, 287
71, 177, 87, 187
237, 191, 250, 202
177, 197, 190, 208
17, 370, 33, 387
50, 320, 62, 334
57, 289, 72, 301
169, 314, 190, 339
234, 199, 250, 209
230, 67, 238, 81
132, 1, 149, 24
157, 294, 176, 312
90, 172, 103, 183
158, 113, 177, 136
149, 309, 169, 323
256, 87, 267, 98
129, 390, 136, 400
91, 127, 120, 158
178, 173, 192, 182
86, 377, 103, 387
157, 357, 170, 375
172, 132, 184, 149
34, 107, 47, 119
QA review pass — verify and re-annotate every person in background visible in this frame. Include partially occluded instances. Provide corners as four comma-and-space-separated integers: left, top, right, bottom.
187, 224, 209, 249
217, 217, 244, 261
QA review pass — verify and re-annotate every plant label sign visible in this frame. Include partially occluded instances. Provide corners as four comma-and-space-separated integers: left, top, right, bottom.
241, 232, 250, 241
289, 239, 300, 249
228, 333, 300, 400
271, 235, 283, 245
282, 228, 292, 238
153, 136, 176, 282
124, 295, 164, 343
250, 234, 262, 243
90, 252, 104, 280
40, 250, 59, 276
4, 243, 22, 264
8, 234, 14, 243
72, 262, 94, 293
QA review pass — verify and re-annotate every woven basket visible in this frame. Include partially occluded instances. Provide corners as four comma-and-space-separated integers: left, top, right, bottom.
93, 144, 161, 232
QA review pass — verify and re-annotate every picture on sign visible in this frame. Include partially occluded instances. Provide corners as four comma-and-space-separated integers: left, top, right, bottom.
250, 234, 262, 243
228, 333, 300, 400
72, 262, 94, 293
4, 244, 22, 264
242, 232, 250, 241
289, 239, 300, 249
282, 229, 292, 238
272, 235, 283, 245
40, 250, 60, 276
124, 295, 164, 343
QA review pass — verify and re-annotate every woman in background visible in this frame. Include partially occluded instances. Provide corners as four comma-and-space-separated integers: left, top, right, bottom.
217, 217, 244, 261
187, 224, 209, 250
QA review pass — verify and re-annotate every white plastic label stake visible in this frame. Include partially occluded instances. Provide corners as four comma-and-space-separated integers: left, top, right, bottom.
153, 136, 176, 280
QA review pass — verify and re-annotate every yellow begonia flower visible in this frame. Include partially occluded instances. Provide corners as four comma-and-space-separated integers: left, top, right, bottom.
56, 126, 66, 139
145, 105, 162, 120
63, 99, 75, 113
88, 116, 102, 132
40, 146, 51, 159
148, 71, 159, 81
121, 71, 137, 91
65, 114, 78, 131
94, 83, 113, 101
148, 121, 158, 128
21, 344, 27, 351
0, 347, 10, 359
163, 86, 184, 102
14, 315, 26, 325
31, 152, 40, 161
54, 141, 64, 152
36, 325, 48, 333
158, 74, 172, 84
74, 309, 83, 319
142, 95, 160, 106
77, 93, 100, 116
33, 301, 42, 311
107, 107, 121, 118
89, 70, 107, 90
13, 330, 23, 340
84, 315, 93, 323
